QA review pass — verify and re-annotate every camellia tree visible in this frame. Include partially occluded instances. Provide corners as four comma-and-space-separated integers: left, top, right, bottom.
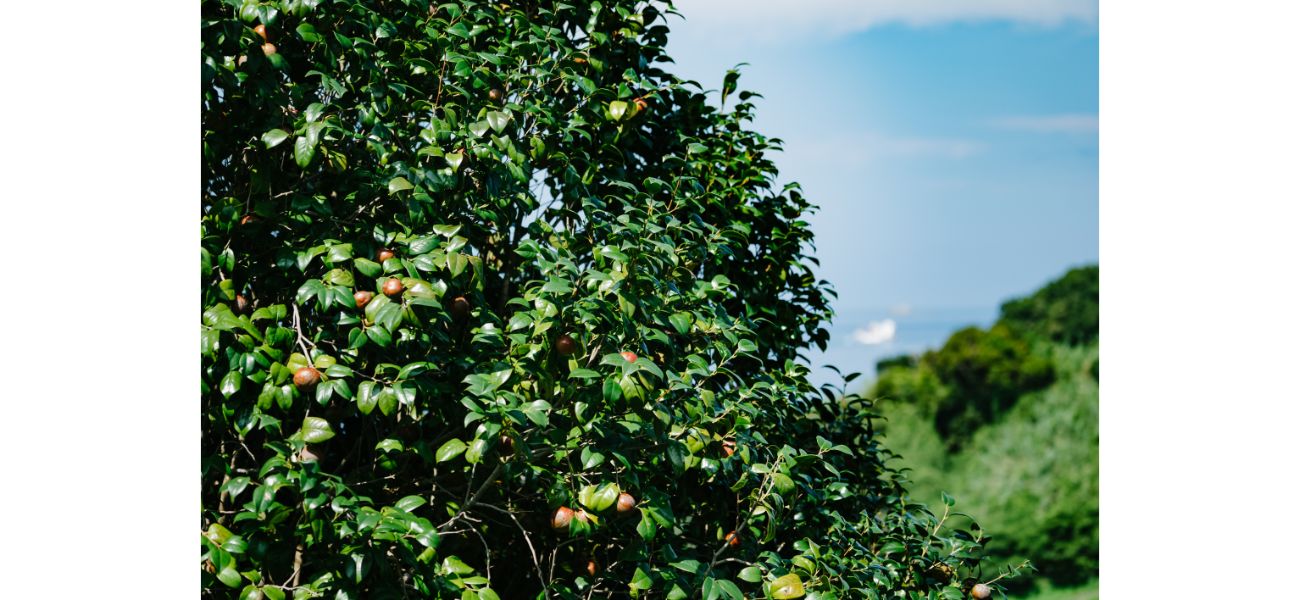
202, 1, 1013, 598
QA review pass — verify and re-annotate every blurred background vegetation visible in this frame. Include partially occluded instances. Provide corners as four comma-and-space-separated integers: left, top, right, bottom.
867, 266, 1099, 599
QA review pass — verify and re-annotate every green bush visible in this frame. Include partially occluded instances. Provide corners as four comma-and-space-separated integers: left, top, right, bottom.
999, 266, 1099, 346
201, 1, 996, 598
923, 325, 1055, 444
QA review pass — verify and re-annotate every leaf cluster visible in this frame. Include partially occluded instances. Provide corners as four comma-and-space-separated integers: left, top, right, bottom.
202, 1, 993, 598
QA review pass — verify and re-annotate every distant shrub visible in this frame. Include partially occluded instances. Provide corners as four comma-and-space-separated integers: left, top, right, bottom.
999, 266, 1099, 346
875, 354, 919, 373
921, 325, 1055, 443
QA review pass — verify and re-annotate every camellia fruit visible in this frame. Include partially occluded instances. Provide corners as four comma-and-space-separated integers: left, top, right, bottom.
616, 492, 636, 513
377, 248, 396, 263
722, 439, 736, 457
971, 584, 992, 599
293, 367, 321, 388
620, 351, 638, 363
499, 434, 515, 456
261, 42, 277, 57
585, 559, 598, 577
354, 290, 373, 308
298, 445, 320, 463
451, 296, 471, 318
253, 24, 268, 40
555, 334, 578, 356
551, 506, 574, 531
234, 294, 251, 315
725, 530, 740, 547
488, 88, 503, 102
382, 278, 404, 297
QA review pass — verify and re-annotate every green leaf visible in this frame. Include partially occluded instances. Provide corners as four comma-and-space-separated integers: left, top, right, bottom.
220, 371, 243, 398
608, 100, 628, 121
262, 129, 290, 149
486, 111, 509, 132
715, 580, 743, 600
294, 135, 315, 168
436, 439, 467, 462
388, 177, 414, 193
669, 312, 693, 334
395, 495, 426, 512
444, 152, 464, 171
671, 559, 701, 573
771, 473, 796, 495
465, 438, 488, 464
356, 381, 377, 414
442, 555, 474, 575
630, 567, 653, 591
636, 509, 656, 540
296, 23, 323, 42
738, 566, 762, 583
301, 417, 335, 443
769, 574, 805, 599
376, 387, 398, 416
580, 482, 619, 512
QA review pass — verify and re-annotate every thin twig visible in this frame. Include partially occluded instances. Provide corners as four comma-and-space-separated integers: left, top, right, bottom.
477, 503, 547, 593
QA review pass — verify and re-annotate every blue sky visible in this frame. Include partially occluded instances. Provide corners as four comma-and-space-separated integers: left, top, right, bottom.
665, 1, 1098, 318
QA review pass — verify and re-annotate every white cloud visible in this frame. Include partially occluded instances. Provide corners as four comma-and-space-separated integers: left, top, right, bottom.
671, 0, 1097, 44
989, 114, 1099, 134
852, 319, 897, 345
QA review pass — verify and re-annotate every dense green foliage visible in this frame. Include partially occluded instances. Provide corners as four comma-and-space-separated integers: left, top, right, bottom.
999, 266, 1098, 346
869, 267, 1099, 594
201, 1, 997, 598
919, 325, 1054, 445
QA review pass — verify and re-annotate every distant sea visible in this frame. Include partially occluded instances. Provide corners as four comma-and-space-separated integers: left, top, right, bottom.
804, 306, 998, 390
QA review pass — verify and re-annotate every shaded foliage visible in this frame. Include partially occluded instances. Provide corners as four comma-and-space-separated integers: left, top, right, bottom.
201, 1, 995, 598
924, 325, 1055, 444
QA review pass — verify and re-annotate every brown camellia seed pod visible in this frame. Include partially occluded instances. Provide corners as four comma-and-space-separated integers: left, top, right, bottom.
488, 88, 503, 102
616, 492, 636, 513
253, 24, 269, 40
354, 290, 373, 309
451, 295, 471, 318
261, 42, 277, 57
298, 445, 320, 463
971, 584, 992, 599
551, 506, 574, 531
721, 439, 736, 457
382, 278, 404, 298
633, 97, 648, 112
377, 248, 396, 263
725, 530, 740, 547
293, 367, 320, 389
555, 334, 578, 356
234, 294, 251, 315
585, 559, 598, 577
620, 351, 638, 363
499, 434, 515, 456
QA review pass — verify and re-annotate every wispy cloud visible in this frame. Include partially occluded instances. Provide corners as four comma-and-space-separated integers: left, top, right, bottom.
672, 0, 1097, 43
789, 132, 985, 167
988, 114, 1099, 134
